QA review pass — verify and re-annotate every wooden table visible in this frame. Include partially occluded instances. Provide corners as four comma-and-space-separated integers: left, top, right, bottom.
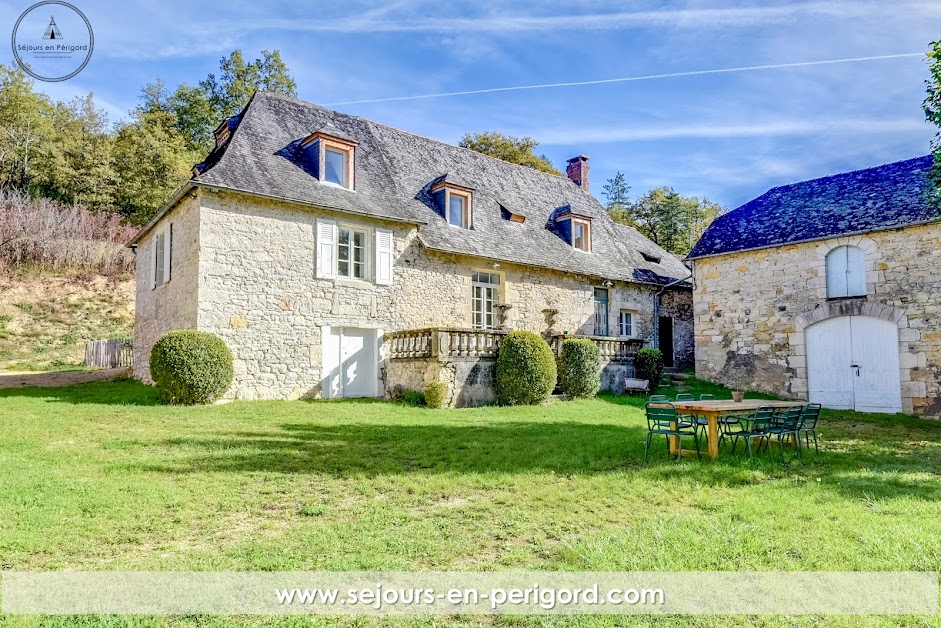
668, 400, 806, 458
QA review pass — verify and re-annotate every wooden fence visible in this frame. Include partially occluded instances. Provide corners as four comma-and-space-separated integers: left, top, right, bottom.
84, 338, 133, 369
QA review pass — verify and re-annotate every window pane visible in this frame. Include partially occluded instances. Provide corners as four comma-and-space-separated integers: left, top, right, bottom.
573, 223, 584, 250
449, 195, 464, 227
155, 233, 165, 284
324, 148, 346, 186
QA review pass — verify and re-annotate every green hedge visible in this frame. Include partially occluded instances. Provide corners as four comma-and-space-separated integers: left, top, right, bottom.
558, 338, 601, 399
425, 382, 448, 409
495, 330, 557, 405
149, 330, 234, 405
635, 347, 664, 389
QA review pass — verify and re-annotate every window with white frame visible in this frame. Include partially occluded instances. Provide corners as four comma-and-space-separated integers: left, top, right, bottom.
151, 225, 171, 289
472, 271, 500, 329
572, 218, 591, 252
337, 226, 367, 279
324, 147, 348, 186
316, 218, 394, 285
619, 310, 635, 337
826, 245, 866, 298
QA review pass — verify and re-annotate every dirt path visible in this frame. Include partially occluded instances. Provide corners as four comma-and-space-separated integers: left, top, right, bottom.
0, 367, 130, 389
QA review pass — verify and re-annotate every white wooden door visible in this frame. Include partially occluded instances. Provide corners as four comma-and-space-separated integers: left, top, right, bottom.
806, 316, 901, 413
850, 317, 902, 413
321, 327, 378, 399
806, 317, 855, 410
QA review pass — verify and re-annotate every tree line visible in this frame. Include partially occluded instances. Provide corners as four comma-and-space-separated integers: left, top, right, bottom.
0, 50, 296, 226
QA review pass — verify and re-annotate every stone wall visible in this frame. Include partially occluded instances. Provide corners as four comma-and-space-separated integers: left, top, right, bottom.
133, 189, 693, 400
133, 194, 200, 382
384, 354, 638, 408
692, 224, 941, 416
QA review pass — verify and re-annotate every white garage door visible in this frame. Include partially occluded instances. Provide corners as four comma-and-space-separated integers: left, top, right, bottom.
322, 327, 380, 399
806, 316, 902, 413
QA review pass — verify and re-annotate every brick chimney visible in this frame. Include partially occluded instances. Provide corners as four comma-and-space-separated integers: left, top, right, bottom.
566, 155, 589, 192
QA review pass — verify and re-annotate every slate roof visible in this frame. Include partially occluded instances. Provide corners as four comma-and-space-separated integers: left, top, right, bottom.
179, 91, 689, 285
688, 155, 939, 260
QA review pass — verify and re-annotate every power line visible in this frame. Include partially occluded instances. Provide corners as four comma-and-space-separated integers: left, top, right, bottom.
325, 52, 923, 106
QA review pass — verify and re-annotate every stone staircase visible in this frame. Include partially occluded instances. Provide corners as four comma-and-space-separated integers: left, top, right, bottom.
660, 367, 692, 388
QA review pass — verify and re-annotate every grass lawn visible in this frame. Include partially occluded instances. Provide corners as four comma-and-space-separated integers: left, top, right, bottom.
0, 378, 939, 627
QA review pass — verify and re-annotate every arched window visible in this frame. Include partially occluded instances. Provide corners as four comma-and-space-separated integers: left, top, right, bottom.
826, 245, 866, 298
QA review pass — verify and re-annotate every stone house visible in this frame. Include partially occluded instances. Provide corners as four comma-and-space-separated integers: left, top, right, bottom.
129, 91, 693, 404
688, 156, 940, 416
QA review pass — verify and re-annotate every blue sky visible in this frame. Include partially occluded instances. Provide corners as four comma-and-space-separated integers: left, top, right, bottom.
3, 0, 938, 208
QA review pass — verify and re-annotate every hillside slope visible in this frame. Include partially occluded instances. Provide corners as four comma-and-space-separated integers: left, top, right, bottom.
0, 273, 134, 372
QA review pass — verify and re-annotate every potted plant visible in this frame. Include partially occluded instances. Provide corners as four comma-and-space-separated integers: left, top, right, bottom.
732, 390, 745, 402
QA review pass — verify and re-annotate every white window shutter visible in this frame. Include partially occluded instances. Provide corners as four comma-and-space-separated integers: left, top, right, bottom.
316, 219, 337, 279
375, 228, 394, 285
163, 225, 172, 284
151, 233, 158, 289
845, 246, 866, 296
826, 247, 849, 298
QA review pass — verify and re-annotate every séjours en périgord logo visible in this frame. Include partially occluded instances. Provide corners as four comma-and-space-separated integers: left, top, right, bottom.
12, 1, 94, 82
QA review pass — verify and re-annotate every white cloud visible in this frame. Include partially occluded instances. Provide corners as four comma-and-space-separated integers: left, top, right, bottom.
536, 118, 929, 144
187, 1, 941, 36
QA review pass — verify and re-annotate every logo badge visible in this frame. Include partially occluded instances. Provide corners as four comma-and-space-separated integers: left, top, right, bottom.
11, 1, 94, 82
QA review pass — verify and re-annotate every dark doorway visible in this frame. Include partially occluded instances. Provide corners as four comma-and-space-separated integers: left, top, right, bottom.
659, 316, 674, 367
593, 288, 609, 336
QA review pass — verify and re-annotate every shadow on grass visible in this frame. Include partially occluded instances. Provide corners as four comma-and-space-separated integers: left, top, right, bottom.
0, 377, 161, 405
125, 414, 941, 502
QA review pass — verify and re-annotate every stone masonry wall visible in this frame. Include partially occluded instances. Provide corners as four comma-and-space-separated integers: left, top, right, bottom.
133, 193, 200, 382
692, 224, 941, 416
134, 189, 692, 400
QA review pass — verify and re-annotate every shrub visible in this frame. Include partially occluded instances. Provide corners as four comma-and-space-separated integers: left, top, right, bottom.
635, 347, 664, 389
558, 338, 601, 398
495, 330, 557, 405
149, 330, 234, 405
399, 389, 425, 406
425, 382, 448, 409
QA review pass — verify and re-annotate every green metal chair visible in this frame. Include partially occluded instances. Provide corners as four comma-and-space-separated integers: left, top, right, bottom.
674, 393, 698, 432
798, 404, 823, 454
767, 406, 805, 460
644, 402, 701, 462
648, 395, 669, 402
696, 394, 719, 435
729, 406, 776, 461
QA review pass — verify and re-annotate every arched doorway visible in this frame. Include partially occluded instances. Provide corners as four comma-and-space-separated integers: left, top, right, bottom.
806, 315, 902, 413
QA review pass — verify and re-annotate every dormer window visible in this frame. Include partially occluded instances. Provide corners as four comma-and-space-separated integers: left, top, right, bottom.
641, 252, 661, 264
301, 127, 357, 190
430, 177, 474, 229
550, 209, 593, 252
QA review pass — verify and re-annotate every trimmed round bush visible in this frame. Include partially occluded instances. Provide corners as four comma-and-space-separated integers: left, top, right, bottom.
495, 330, 557, 405
424, 382, 448, 409
149, 330, 234, 405
558, 338, 601, 399
635, 347, 664, 390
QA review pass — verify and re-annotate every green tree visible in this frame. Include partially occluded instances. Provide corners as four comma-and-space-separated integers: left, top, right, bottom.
37, 94, 116, 210
616, 186, 725, 256
113, 110, 200, 225
602, 171, 631, 222
459, 132, 561, 175
200, 49, 297, 120
0, 63, 55, 190
924, 40, 941, 194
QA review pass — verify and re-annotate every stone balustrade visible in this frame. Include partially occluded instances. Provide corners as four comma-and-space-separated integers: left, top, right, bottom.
387, 328, 643, 363
386, 328, 509, 360
550, 334, 644, 363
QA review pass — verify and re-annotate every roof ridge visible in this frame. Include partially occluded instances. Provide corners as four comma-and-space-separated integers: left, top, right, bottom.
255, 90, 574, 184
761, 154, 933, 197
